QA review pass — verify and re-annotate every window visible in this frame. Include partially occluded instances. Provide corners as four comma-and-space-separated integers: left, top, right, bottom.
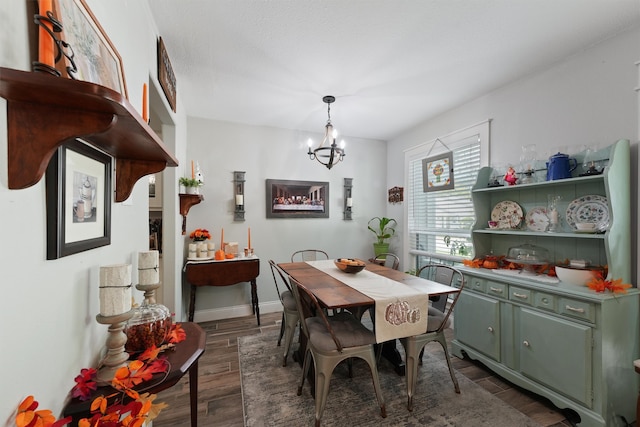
404, 121, 490, 269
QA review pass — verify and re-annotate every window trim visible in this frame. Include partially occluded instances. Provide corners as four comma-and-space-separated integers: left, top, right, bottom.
402, 119, 491, 267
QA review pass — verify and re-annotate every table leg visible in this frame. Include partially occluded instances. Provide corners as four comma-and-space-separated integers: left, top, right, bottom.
188, 285, 196, 322
251, 279, 260, 325
189, 360, 199, 427
381, 340, 405, 376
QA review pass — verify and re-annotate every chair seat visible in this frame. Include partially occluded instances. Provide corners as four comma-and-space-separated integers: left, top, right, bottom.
307, 316, 376, 352
426, 306, 451, 332
281, 290, 297, 311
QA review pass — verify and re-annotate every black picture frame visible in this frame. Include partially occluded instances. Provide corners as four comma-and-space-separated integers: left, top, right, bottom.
266, 179, 329, 219
46, 140, 112, 259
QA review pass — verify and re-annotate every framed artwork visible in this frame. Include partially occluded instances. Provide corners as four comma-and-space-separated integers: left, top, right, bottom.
266, 179, 329, 219
53, 0, 128, 98
422, 151, 454, 193
45, 140, 112, 259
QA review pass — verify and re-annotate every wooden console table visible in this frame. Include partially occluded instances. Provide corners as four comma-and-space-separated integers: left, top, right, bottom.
63, 322, 206, 427
184, 257, 260, 324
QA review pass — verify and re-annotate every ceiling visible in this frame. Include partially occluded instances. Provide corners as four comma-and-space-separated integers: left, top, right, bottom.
148, 0, 640, 142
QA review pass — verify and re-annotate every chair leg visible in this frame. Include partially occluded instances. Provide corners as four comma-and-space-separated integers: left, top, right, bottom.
436, 334, 460, 393
360, 349, 387, 418
277, 312, 286, 346
282, 312, 298, 367
298, 349, 311, 396
405, 337, 423, 411
314, 357, 340, 427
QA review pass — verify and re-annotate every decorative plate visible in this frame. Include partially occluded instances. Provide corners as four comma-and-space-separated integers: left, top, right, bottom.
525, 206, 549, 232
491, 201, 523, 229
565, 195, 609, 231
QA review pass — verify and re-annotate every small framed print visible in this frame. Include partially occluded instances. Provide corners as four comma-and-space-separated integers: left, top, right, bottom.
45, 139, 112, 259
422, 151, 454, 193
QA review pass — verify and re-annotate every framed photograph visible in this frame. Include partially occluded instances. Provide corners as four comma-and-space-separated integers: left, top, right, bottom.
46, 140, 112, 259
422, 151, 454, 193
266, 179, 329, 219
53, 0, 128, 98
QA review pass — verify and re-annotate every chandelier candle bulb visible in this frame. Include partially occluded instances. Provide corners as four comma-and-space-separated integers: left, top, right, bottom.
138, 250, 159, 285
99, 264, 132, 317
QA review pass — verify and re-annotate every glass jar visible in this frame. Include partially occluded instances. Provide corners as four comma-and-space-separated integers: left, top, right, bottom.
125, 302, 172, 353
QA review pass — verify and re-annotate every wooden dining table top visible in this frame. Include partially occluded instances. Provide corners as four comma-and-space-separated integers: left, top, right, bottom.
277, 261, 460, 310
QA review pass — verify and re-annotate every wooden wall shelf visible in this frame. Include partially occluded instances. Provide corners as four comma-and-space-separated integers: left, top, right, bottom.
180, 193, 204, 234
0, 67, 179, 202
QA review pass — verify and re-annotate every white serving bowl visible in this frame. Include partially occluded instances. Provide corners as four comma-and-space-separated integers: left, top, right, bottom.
555, 266, 596, 286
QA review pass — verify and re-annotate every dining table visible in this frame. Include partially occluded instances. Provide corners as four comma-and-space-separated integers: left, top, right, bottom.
277, 259, 461, 376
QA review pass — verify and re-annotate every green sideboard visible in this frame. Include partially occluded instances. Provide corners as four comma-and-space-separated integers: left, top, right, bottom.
451, 139, 639, 426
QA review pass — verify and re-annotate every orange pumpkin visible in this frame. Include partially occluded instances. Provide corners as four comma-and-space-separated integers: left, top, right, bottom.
214, 249, 226, 260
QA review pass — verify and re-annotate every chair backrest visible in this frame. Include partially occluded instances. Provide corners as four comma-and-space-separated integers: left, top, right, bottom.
288, 276, 343, 351
268, 259, 292, 300
291, 249, 329, 262
417, 264, 465, 332
373, 253, 400, 270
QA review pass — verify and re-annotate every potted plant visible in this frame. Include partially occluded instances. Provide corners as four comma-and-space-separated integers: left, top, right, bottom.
368, 216, 397, 257
179, 177, 201, 194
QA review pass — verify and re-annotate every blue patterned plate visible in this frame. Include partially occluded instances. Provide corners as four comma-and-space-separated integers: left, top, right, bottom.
565, 195, 608, 232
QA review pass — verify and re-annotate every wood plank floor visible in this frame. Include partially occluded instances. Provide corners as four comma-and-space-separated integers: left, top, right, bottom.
153, 312, 578, 427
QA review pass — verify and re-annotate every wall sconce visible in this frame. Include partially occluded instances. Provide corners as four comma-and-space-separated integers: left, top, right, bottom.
343, 177, 353, 220
234, 171, 245, 222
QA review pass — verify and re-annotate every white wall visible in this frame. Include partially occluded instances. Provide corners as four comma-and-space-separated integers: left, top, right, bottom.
0, 0, 188, 421
387, 26, 640, 279
184, 118, 388, 321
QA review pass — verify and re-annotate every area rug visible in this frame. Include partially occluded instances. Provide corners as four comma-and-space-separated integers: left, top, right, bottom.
240, 330, 541, 426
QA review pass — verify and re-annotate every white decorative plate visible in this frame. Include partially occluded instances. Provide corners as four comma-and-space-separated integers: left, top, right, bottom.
565, 195, 609, 231
525, 206, 549, 232
491, 201, 523, 229
187, 256, 214, 261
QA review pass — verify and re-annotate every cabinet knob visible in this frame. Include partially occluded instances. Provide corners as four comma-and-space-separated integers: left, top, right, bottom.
523, 340, 530, 347
487, 326, 494, 333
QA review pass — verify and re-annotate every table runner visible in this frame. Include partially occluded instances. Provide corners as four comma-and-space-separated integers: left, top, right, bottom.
306, 260, 429, 343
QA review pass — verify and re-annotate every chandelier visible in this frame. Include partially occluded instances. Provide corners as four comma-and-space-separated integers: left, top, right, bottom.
307, 95, 345, 169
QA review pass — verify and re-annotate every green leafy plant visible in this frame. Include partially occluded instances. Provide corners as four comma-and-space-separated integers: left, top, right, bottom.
179, 177, 200, 187
368, 217, 397, 244
444, 235, 469, 256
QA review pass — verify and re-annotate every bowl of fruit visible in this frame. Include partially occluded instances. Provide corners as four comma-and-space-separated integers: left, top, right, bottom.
334, 258, 366, 274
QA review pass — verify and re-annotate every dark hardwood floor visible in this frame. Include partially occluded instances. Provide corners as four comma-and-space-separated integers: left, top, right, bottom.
153, 312, 578, 426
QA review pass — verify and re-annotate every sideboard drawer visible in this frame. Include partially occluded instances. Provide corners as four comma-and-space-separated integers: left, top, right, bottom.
468, 276, 486, 293
509, 286, 532, 306
558, 298, 595, 323
486, 281, 507, 298
534, 292, 557, 312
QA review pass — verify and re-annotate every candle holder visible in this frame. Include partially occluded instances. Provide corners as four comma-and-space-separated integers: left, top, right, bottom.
95, 310, 134, 385
234, 171, 245, 222
343, 178, 353, 220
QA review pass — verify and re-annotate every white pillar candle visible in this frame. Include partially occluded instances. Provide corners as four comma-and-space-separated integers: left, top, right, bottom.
138, 250, 159, 285
235, 194, 244, 206
207, 242, 216, 251
198, 242, 209, 258
188, 243, 197, 252
346, 197, 353, 207
99, 264, 132, 316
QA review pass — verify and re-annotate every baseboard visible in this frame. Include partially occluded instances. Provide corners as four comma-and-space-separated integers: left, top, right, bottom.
193, 300, 283, 323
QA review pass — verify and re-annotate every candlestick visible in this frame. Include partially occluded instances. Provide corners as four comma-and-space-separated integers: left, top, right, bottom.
248, 227, 251, 249
142, 83, 148, 123
221, 228, 224, 250
38, 0, 54, 68
191, 160, 195, 179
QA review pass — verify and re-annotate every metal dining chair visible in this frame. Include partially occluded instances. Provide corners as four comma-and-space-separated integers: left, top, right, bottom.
373, 252, 400, 270
290, 249, 329, 262
288, 276, 386, 426
403, 263, 465, 411
268, 260, 300, 367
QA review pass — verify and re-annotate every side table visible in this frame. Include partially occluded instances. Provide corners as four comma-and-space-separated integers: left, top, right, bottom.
63, 322, 206, 427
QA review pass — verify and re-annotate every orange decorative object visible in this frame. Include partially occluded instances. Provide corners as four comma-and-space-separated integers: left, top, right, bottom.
142, 83, 148, 122
38, 0, 54, 67
225, 253, 234, 259
214, 249, 225, 260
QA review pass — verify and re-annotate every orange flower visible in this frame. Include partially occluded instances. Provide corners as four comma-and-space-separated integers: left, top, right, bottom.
586, 275, 632, 294
189, 228, 211, 241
